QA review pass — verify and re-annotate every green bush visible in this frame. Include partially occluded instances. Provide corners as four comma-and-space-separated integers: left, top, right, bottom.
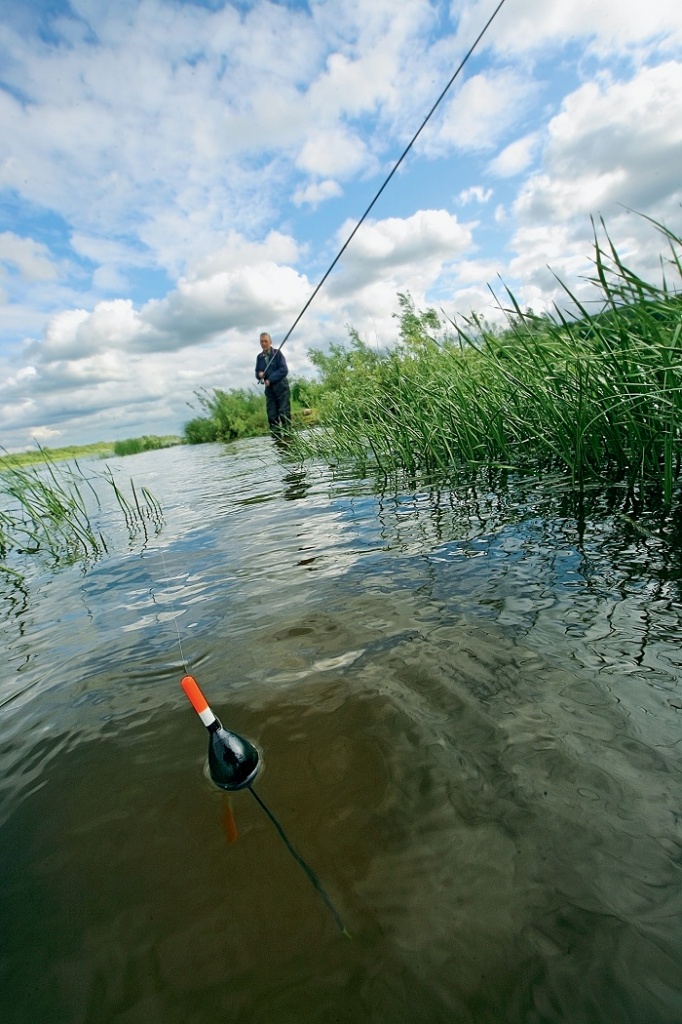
113, 435, 182, 457
184, 416, 219, 445
183, 388, 268, 444
290, 376, 323, 409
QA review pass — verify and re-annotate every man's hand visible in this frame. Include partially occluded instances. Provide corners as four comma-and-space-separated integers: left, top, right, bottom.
258, 371, 265, 379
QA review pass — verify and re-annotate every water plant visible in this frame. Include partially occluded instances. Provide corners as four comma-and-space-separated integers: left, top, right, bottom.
0, 448, 163, 576
294, 219, 682, 507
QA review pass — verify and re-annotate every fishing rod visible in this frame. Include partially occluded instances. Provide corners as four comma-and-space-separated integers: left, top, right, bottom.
172, 0, 510, 936
270, 0, 510, 359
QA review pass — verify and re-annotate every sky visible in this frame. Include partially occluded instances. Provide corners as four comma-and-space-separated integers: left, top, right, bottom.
1, 0, 681, 451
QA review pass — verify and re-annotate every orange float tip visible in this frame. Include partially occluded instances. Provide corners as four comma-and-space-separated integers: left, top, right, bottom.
181, 674, 213, 722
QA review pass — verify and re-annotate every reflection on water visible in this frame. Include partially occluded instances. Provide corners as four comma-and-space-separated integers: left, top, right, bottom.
1, 440, 682, 1024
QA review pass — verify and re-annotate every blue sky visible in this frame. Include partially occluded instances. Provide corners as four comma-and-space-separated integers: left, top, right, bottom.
1, 0, 681, 450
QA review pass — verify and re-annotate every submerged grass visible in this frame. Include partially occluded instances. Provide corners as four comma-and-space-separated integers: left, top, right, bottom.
293, 218, 682, 507
0, 447, 163, 577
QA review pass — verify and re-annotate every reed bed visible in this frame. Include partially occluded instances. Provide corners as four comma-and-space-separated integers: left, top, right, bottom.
294, 220, 682, 505
0, 449, 163, 575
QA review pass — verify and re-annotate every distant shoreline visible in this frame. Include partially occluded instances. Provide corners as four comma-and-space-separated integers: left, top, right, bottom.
0, 436, 183, 468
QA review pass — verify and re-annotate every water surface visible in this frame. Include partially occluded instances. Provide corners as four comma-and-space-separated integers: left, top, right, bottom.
1, 440, 681, 1024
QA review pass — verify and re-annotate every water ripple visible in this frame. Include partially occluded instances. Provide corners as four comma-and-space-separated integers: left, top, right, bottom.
2, 441, 682, 1023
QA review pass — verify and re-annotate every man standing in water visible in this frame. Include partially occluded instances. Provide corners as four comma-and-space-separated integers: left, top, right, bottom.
255, 331, 291, 436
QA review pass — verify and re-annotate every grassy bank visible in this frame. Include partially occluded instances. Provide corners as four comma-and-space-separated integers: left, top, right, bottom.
0, 441, 116, 468
1, 435, 183, 468
293, 220, 682, 506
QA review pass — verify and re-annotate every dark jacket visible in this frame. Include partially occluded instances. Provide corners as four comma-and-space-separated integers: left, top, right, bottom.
255, 347, 288, 385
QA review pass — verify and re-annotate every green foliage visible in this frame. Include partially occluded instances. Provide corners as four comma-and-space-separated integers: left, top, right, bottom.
290, 376, 323, 409
394, 292, 444, 353
183, 388, 268, 444
294, 218, 682, 508
113, 435, 182, 457
184, 416, 221, 445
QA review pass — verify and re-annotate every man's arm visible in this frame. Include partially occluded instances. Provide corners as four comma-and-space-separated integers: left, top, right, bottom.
264, 350, 288, 384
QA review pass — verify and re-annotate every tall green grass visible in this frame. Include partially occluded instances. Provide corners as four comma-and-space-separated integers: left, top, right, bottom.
294, 219, 682, 505
1, 449, 163, 575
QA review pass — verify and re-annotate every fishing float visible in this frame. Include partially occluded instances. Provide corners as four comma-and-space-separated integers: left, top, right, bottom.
181, 673, 349, 937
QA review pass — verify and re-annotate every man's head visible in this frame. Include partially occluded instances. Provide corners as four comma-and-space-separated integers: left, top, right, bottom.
259, 332, 272, 352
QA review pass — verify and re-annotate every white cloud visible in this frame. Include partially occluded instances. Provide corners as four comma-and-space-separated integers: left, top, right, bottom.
488, 133, 539, 178
293, 179, 343, 208
515, 62, 682, 225
29, 303, 141, 361
92, 265, 131, 294
142, 261, 310, 345
452, 0, 682, 57
340, 209, 471, 266
19, 264, 309, 372
0, 204, 476, 446
0, 232, 60, 282
69, 232, 147, 268
328, 209, 474, 298
33, 309, 90, 360
454, 257, 506, 286
423, 69, 538, 156
458, 185, 493, 205
305, 51, 392, 122
27, 425, 63, 443
185, 231, 301, 281
296, 126, 370, 179
475, 60, 682, 317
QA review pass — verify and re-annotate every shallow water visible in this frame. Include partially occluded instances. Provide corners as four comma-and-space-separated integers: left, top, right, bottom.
1, 440, 681, 1024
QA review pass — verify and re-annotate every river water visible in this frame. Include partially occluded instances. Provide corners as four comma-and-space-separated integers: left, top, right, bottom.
1, 439, 681, 1024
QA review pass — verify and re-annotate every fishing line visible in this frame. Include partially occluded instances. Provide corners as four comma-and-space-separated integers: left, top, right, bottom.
249, 785, 350, 938
155, 546, 190, 675
149, 552, 347, 933
272, 0, 510, 356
